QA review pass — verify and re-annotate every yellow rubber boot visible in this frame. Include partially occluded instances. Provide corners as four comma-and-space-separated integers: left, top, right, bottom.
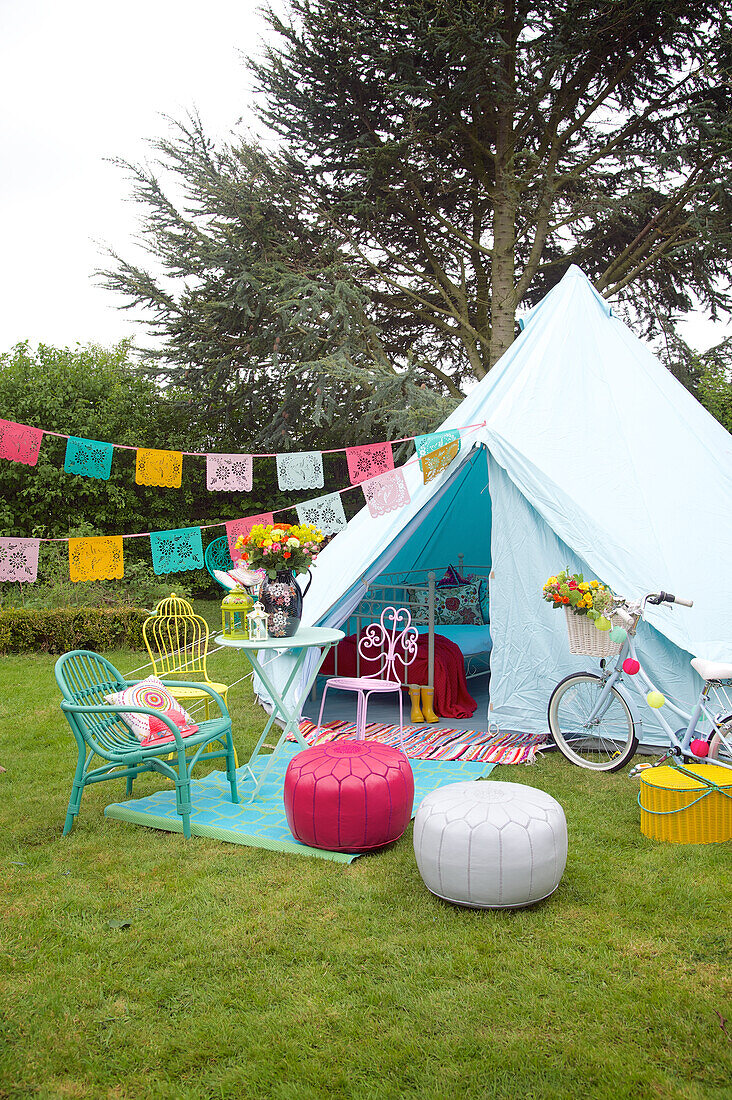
409, 686, 424, 724
421, 687, 439, 723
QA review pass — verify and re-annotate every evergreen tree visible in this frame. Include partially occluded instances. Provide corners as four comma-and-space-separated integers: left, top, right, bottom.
103, 0, 732, 444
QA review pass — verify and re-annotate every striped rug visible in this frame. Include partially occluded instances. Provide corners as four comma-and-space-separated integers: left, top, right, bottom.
298, 719, 549, 765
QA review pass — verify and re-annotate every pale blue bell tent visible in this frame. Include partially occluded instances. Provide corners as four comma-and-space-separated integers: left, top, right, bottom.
267, 265, 732, 743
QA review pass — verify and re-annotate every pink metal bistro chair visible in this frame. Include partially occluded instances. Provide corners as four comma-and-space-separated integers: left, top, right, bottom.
316, 606, 419, 749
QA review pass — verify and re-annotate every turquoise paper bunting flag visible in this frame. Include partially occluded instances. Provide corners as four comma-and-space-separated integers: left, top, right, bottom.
414, 429, 461, 458
64, 436, 114, 480
150, 527, 204, 574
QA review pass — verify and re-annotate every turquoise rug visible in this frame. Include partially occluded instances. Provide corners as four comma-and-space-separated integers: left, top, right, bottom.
105, 745, 495, 863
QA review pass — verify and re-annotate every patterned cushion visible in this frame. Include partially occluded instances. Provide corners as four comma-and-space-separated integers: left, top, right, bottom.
104, 676, 195, 746
437, 564, 467, 588
435, 583, 483, 625
465, 574, 490, 624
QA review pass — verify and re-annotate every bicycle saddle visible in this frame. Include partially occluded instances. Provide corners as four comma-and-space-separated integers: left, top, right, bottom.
691, 657, 732, 681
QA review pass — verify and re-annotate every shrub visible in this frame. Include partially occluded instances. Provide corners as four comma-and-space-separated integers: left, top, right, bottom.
0, 607, 149, 654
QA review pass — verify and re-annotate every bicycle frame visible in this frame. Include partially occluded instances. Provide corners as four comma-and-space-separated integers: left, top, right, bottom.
585, 619, 731, 765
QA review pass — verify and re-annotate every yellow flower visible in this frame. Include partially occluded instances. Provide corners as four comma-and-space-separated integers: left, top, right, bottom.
590, 580, 599, 588
579, 582, 589, 591
547, 576, 558, 585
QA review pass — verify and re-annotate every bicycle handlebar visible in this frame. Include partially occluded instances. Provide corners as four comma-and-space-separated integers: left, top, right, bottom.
612, 592, 694, 623
646, 591, 694, 608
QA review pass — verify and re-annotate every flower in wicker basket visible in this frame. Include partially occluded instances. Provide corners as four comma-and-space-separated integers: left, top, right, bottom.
542, 570, 613, 621
543, 570, 621, 656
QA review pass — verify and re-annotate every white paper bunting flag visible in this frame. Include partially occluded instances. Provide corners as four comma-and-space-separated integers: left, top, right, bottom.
276, 451, 324, 492
296, 493, 347, 535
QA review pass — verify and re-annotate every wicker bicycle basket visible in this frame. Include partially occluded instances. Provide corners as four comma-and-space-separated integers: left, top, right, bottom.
564, 607, 623, 658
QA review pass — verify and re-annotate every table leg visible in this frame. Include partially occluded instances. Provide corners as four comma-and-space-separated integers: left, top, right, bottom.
245, 642, 336, 801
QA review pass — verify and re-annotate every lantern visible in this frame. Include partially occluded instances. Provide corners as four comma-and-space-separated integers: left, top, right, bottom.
247, 600, 269, 641
221, 589, 254, 639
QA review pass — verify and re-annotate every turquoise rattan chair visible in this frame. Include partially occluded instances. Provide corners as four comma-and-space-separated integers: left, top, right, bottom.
205, 536, 235, 589
56, 650, 239, 838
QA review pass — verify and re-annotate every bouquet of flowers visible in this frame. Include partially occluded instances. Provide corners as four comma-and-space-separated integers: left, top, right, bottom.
542, 570, 613, 620
235, 522, 324, 580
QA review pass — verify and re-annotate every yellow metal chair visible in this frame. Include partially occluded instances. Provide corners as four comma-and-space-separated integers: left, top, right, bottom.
142, 594, 230, 721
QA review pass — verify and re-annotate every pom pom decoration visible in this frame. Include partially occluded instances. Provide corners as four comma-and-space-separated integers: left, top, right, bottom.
595, 615, 611, 631
622, 658, 640, 675
646, 691, 665, 709
690, 738, 710, 758
609, 626, 627, 644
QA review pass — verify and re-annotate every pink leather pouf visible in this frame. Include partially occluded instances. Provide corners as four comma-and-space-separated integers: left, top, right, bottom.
284, 740, 414, 853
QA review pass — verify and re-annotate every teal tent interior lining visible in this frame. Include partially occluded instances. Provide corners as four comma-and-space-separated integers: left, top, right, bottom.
386, 447, 492, 577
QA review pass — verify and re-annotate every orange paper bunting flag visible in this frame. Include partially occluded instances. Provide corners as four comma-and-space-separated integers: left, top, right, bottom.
69, 536, 124, 583
135, 448, 183, 488
415, 430, 461, 484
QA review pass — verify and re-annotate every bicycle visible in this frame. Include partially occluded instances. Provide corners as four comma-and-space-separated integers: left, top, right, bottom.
547, 590, 732, 772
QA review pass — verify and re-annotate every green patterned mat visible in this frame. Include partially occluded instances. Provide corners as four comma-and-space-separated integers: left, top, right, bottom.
105, 744, 495, 863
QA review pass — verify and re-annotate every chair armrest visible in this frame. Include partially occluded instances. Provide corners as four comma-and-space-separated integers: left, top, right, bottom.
60, 701, 190, 750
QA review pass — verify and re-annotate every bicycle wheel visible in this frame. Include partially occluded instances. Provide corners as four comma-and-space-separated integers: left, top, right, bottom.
548, 673, 638, 771
708, 716, 732, 764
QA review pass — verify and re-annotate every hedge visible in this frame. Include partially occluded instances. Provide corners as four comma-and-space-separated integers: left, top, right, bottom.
0, 607, 148, 655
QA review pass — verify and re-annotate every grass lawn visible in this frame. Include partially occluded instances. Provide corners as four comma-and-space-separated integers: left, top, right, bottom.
1, 633, 730, 1099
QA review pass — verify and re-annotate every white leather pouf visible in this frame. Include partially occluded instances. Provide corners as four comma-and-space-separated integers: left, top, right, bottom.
413, 781, 567, 909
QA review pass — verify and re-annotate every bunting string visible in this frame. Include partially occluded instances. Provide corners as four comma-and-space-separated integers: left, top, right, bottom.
0, 422, 485, 581
0, 420, 484, 472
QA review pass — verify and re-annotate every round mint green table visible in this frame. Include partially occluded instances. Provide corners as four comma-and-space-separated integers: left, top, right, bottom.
216, 627, 344, 801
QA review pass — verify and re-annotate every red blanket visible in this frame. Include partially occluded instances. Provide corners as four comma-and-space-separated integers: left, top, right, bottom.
320, 633, 477, 719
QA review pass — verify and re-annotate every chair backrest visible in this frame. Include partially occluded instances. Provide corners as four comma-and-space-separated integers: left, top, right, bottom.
55, 650, 133, 750
143, 594, 210, 682
357, 606, 419, 681
205, 537, 235, 587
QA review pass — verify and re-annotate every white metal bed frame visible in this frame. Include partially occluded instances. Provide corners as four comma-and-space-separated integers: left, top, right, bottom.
334, 556, 491, 693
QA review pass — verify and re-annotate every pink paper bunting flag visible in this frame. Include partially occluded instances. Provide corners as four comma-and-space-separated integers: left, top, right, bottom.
206, 454, 253, 492
0, 419, 43, 466
346, 442, 394, 486
0, 538, 40, 582
225, 513, 274, 561
362, 469, 411, 517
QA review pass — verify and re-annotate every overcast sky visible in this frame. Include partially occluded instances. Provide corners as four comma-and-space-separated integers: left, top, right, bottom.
0, 0, 268, 351
1, 0, 729, 356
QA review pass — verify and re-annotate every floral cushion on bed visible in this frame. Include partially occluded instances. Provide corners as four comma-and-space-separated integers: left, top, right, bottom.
437, 564, 490, 625
410, 569, 486, 625
435, 583, 483, 625
465, 574, 490, 625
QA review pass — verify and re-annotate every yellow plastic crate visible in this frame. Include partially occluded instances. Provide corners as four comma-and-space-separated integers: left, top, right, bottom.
639, 763, 732, 844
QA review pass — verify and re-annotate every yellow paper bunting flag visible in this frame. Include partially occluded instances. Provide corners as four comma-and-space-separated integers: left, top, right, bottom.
420, 438, 460, 483
69, 536, 124, 583
135, 448, 183, 488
